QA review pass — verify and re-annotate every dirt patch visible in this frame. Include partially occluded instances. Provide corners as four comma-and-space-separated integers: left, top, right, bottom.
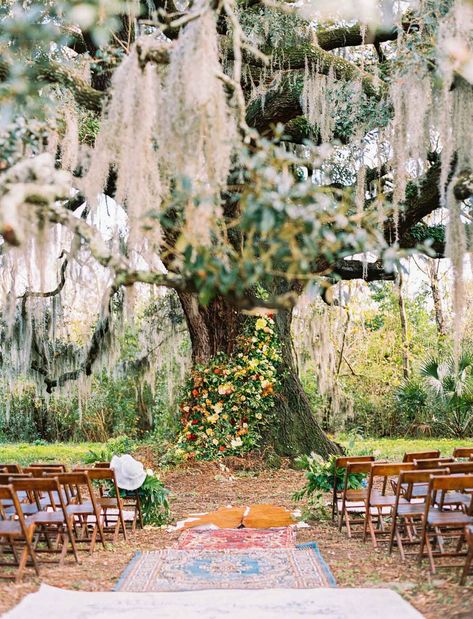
1, 462, 471, 618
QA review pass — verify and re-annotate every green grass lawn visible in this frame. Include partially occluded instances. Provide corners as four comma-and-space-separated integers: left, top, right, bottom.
0, 442, 102, 466
337, 435, 473, 461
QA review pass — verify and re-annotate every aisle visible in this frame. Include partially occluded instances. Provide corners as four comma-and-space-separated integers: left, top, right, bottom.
4, 520, 424, 618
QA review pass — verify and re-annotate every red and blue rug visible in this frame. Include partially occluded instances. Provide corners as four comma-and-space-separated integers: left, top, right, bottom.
176, 527, 296, 550
115, 543, 336, 591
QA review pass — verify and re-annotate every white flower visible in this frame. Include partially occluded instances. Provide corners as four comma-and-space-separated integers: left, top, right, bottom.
146, 468, 154, 477
231, 437, 243, 449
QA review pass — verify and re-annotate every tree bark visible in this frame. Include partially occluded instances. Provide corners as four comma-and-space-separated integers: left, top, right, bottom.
396, 270, 410, 380
426, 258, 448, 338
177, 291, 342, 457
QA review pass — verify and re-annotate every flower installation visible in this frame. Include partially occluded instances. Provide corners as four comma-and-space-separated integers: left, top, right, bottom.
176, 316, 281, 459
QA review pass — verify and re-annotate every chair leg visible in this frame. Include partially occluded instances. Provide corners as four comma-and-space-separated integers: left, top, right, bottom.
460, 547, 473, 586
25, 529, 40, 576
118, 505, 127, 541
388, 514, 398, 555
368, 513, 378, 548
345, 510, 353, 538
137, 495, 144, 529
425, 531, 436, 574
338, 503, 344, 532
15, 544, 30, 583
64, 519, 80, 564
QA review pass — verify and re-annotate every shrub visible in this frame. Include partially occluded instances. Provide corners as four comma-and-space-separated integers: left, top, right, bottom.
137, 471, 170, 526
396, 349, 473, 438
293, 452, 366, 500
83, 435, 136, 464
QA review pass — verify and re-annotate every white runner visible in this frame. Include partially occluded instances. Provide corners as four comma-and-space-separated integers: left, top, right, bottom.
3, 584, 424, 619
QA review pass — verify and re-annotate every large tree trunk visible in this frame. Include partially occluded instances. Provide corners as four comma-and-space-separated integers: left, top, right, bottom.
177, 291, 342, 458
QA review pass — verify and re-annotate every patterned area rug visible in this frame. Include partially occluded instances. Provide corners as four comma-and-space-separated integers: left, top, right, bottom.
176, 527, 296, 550
115, 543, 336, 591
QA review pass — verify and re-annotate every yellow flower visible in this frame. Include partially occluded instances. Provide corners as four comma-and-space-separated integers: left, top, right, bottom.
218, 383, 234, 396
212, 401, 224, 414
206, 428, 214, 436
255, 318, 267, 330
208, 413, 219, 424
256, 413, 263, 420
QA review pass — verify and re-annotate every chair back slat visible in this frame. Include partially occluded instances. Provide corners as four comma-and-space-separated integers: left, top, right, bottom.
76, 467, 114, 480
94, 462, 111, 468
399, 468, 451, 485
346, 461, 375, 475
431, 474, 473, 491
370, 462, 416, 477
447, 462, 473, 474
0, 473, 32, 484
28, 463, 66, 471
11, 477, 60, 492
453, 447, 473, 459
23, 466, 66, 476
403, 450, 440, 463
413, 457, 455, 469
335, 455, 374, 469
0, 464, 22, 473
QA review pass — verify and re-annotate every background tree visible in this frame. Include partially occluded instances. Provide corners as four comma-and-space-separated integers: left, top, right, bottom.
0, 0, 472, 457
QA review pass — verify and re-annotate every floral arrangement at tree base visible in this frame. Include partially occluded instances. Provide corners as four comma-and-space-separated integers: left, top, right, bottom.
175, 315, 280, 460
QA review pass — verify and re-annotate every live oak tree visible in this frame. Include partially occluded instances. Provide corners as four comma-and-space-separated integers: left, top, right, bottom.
0, 0, 472, 456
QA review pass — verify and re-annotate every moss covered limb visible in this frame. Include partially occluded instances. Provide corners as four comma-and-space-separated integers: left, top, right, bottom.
34, 59, 105, 112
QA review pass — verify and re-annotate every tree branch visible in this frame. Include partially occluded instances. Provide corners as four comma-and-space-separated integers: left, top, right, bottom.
0, 54, 105, 112
331, 258, 395, 282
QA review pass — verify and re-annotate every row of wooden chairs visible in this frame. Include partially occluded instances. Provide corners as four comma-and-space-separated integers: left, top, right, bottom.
331, 447, 473, 585
0, 461, 141, 582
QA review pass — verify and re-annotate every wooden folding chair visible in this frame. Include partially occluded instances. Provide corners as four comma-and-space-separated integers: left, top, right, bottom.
92, 462, 142, 530
0, 473, 37, 515
434, 463, 473, 512
48, 472, 106, 553
76, 468, 127, 542
402, 459, 457, 500
418, 474, 473, 574
338, 461, 373, 538
453, 447, 473, 460
331, 455, 374, 522
403, 450, 440, 463
11, 477, 80, 566
0, 485, 39, 582
22, 468, 73, 507
461, 525, 473, 585
363, 462, 416, 548
389, 468, 450, 561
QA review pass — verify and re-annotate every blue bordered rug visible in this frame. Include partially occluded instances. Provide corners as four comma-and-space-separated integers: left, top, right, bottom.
115, 542, 336, 591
